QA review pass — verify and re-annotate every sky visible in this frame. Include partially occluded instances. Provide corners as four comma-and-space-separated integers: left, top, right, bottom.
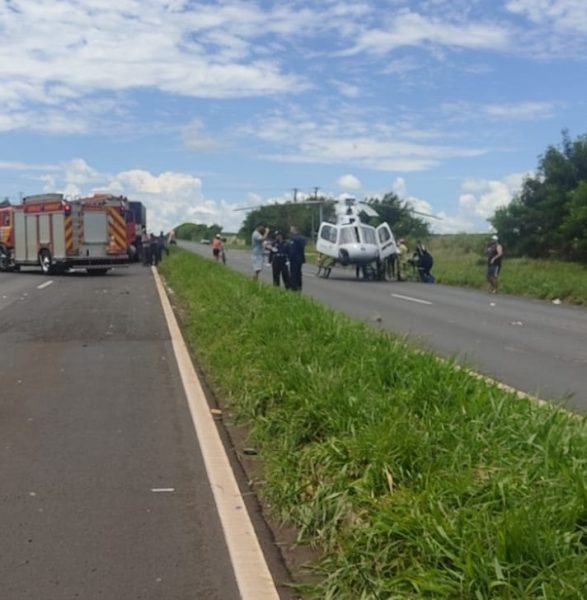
1, 0, 586, 234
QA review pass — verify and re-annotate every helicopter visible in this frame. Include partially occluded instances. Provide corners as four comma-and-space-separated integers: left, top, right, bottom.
307, 197, 397, 280
234, 193, 436, 281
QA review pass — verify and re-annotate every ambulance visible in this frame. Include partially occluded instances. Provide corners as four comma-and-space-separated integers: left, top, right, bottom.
0, 193, 131, 275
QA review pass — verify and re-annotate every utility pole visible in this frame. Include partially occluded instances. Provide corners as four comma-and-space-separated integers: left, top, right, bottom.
292, 188, 298, 203
313, 187, 321, 240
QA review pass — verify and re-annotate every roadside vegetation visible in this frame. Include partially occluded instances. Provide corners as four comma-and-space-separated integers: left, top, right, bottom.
160, 249, 587, 599
427, 234, 587, 305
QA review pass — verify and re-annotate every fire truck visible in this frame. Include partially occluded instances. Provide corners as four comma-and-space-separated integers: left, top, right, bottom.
0, 193, 131, 275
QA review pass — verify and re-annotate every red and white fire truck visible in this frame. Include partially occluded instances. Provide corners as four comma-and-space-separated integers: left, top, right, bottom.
0, 193, 132, 275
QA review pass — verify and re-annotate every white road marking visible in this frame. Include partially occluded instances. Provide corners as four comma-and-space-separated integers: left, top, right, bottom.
391, 293, 433, 305
153, 268, 279, 600
37, 280, 54, 290
151, 488, 175, 493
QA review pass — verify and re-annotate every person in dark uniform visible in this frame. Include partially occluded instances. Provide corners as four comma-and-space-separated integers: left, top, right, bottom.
269, 230, 290, 288
414, 241, 435, 283
288, 225, 306, 291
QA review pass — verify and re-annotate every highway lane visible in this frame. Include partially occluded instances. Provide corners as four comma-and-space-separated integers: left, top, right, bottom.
182, 241, 587, 412
0, 266, 243, 599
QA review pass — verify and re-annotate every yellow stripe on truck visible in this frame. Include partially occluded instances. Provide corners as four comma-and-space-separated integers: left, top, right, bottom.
64, 215, 74, 253
107, 207, 127, 252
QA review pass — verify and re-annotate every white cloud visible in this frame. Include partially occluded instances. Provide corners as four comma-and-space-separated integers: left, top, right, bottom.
250, 112, 485, 172
0, 0, 316, 133
458, 172, 531, 219
342, 10, 510, 56
22, 158, 245, 232
337, 174, 362, 190
442, 100, 557, 122
331, 80, 362, 98
392, 177, 408, 196
182, 120, 226, 152
506, 0, 587, 34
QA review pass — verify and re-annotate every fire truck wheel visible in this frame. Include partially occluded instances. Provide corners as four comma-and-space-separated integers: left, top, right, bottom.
0, 246, 9, 271
39, 249, 53, 275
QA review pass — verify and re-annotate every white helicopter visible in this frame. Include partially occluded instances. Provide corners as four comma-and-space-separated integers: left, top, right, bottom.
312, 197, 398, 280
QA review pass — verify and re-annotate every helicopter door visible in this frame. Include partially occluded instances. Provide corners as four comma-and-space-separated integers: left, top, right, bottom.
376, 223, 398, 259
316, 223, 339, 259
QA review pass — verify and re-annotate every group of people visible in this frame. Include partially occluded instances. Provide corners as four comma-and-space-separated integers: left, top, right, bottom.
140, 228, 168, 266
208, 226, 504, 295
392, 239, 436, 283
393, 234, 504, 293
251, 225, 306, 291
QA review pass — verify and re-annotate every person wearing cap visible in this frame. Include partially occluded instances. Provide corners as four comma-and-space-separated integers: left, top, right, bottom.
269, 230, 290, 288
211, 233, 223, 262
486, 234, 504, 294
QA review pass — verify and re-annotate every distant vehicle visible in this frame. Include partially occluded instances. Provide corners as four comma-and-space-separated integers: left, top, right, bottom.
0, 193, 130, 275
200, 239, 211, 245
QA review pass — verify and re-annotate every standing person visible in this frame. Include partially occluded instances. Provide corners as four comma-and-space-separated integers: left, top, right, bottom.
251, 225, 269, 281
415, 241, 435, 283
167, 229, 177, 246
288, 225, 306, 292
157, 230, 167, 260
397, 238, 409, 281
141, 227, 151, 266
211, 234, 223, 262
486, 234, 504, 294
150, 233, 159, 266
269, 230, 290, 288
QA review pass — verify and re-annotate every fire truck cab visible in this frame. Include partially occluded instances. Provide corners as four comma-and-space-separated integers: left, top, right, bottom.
0, 193, 131, 275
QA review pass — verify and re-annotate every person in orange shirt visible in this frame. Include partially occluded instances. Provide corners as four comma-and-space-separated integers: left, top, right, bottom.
211, 234, 223, 262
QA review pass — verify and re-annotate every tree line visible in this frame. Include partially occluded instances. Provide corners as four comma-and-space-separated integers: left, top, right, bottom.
491, 131, 587, 261
237, 194, 431, 242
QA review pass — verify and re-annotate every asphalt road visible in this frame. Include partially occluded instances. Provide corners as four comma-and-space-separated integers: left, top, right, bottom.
184, 242, 587, 412
0, 266, 242, 599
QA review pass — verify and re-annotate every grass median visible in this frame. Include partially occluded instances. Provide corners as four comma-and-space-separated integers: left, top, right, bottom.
160, 248, 587, 599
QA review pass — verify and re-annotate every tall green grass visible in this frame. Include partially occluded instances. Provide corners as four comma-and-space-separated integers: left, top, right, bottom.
161, 249, 587, 598
428, 237, 587, 305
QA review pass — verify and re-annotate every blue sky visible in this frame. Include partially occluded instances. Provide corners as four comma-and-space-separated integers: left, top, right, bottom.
1, 0, 586, 234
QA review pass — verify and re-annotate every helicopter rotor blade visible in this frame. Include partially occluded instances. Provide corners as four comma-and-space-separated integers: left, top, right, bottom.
357, 204, 379, 218
409, 208, 442, 220
233, 204, 266, 212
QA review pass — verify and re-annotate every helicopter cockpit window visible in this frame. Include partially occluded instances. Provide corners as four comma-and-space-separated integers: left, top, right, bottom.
361, 226, 376, 245
320, 224, 337, 243
378, 227, 391, 243
340, 227, 359, 244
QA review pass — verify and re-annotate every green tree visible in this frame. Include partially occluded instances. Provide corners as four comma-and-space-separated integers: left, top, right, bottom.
490, 131, 587, 260
560, 182, 587, 261
175, 222, 223, 241
237, 200, 334, 242
365, 192, 431, 239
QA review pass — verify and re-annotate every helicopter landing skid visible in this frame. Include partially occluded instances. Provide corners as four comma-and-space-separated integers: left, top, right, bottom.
356, 260, 386, 281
